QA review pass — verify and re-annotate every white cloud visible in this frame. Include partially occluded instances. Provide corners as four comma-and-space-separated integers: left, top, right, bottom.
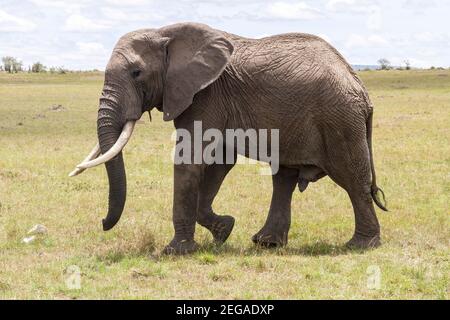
413, 31, 447, 43
44, 42, 110, 70
326, 0, 356, 11
101, 7, 130, 21
64, 14, 110, 32
100, 7, 165, 22
179, 1, 323, 21
0, 10, 37, 32
326, 0, 377, 12
104, 0, 151, 5
402, 0, 440, 13
76, 42, 108, 56
326, 0, 382, 30
1, 0, 450, 69
29, 0, 87, 14
416, 48, 438, 57
345, 34, 389, 48
265, 2, 323, 20
366, 6, 382, 30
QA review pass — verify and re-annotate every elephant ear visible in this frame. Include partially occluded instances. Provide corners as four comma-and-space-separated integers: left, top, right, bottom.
161, 23, 234, 121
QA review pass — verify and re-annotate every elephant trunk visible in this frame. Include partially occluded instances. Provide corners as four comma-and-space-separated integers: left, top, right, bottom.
97, 100, 127, 231
69, 76, 139, 230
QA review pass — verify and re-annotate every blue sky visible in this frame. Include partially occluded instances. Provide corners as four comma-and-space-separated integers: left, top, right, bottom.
1, 0, 449, 70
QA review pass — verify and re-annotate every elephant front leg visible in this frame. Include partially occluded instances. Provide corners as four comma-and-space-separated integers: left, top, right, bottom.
163, 163, 204, 255
252, 166, 298, 247
197, 163, 236, 244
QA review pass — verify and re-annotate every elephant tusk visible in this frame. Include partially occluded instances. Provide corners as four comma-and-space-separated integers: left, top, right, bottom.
76, 121, 136, 170
68, 143, 101, 177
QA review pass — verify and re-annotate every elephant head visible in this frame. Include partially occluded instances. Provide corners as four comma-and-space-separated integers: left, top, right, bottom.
70, 23, 234, 231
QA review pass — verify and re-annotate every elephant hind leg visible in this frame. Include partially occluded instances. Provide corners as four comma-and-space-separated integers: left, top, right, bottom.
345, 187, 381, 249
326, 138, 381, 249
197, 162, 236, 244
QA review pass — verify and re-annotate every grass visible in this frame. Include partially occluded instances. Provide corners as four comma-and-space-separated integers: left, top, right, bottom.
0, 69, 449, 299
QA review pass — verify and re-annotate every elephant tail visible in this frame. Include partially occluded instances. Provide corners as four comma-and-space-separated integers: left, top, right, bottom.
367, 112, 388, 211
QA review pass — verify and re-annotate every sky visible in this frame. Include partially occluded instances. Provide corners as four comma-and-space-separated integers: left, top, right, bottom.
0, 0, 449, 70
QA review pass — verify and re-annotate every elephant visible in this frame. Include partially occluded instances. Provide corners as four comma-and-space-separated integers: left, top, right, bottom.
70, 22, 387, 255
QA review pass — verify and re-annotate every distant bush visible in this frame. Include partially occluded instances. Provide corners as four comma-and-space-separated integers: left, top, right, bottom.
2, 56, 23, 73
31, 62, 47, 73
377, 58, 391, 70
49, 66, 69, 74
429, 66, 446, 70
404, 60, 411, 70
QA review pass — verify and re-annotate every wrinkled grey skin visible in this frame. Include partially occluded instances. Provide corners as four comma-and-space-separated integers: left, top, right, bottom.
95, 22, 387, 255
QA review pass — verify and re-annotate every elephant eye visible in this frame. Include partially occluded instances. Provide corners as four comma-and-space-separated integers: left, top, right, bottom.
131, 70, 141, 79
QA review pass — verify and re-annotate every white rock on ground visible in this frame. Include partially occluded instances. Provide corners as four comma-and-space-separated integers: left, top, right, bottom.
22, 236, 36, 244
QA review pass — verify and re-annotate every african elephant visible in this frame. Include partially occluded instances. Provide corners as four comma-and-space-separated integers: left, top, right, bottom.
70, 22, 387, 255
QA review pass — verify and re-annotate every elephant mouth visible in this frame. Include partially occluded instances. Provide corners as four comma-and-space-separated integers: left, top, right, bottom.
141, 90, 158, 113
141, 91, 149, 113
141, 91, 162, 114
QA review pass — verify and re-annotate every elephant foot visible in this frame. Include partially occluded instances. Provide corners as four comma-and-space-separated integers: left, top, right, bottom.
200, 215, 235, 244
252, 228, 288, 248
162, 238, 199, 255
345, 233, 381, 250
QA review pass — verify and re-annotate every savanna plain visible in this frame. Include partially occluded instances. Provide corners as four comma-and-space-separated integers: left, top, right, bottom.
0, 69, 448, 299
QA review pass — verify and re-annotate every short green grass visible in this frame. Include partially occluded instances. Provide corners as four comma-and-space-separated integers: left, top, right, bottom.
0, 70, 448, 299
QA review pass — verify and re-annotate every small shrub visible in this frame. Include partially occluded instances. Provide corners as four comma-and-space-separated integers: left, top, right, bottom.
31, 62, 47, 73
404, 60, 411, 70
377, 58, 391, 70
49, 66, 69, 74
2, 56, 22, 73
